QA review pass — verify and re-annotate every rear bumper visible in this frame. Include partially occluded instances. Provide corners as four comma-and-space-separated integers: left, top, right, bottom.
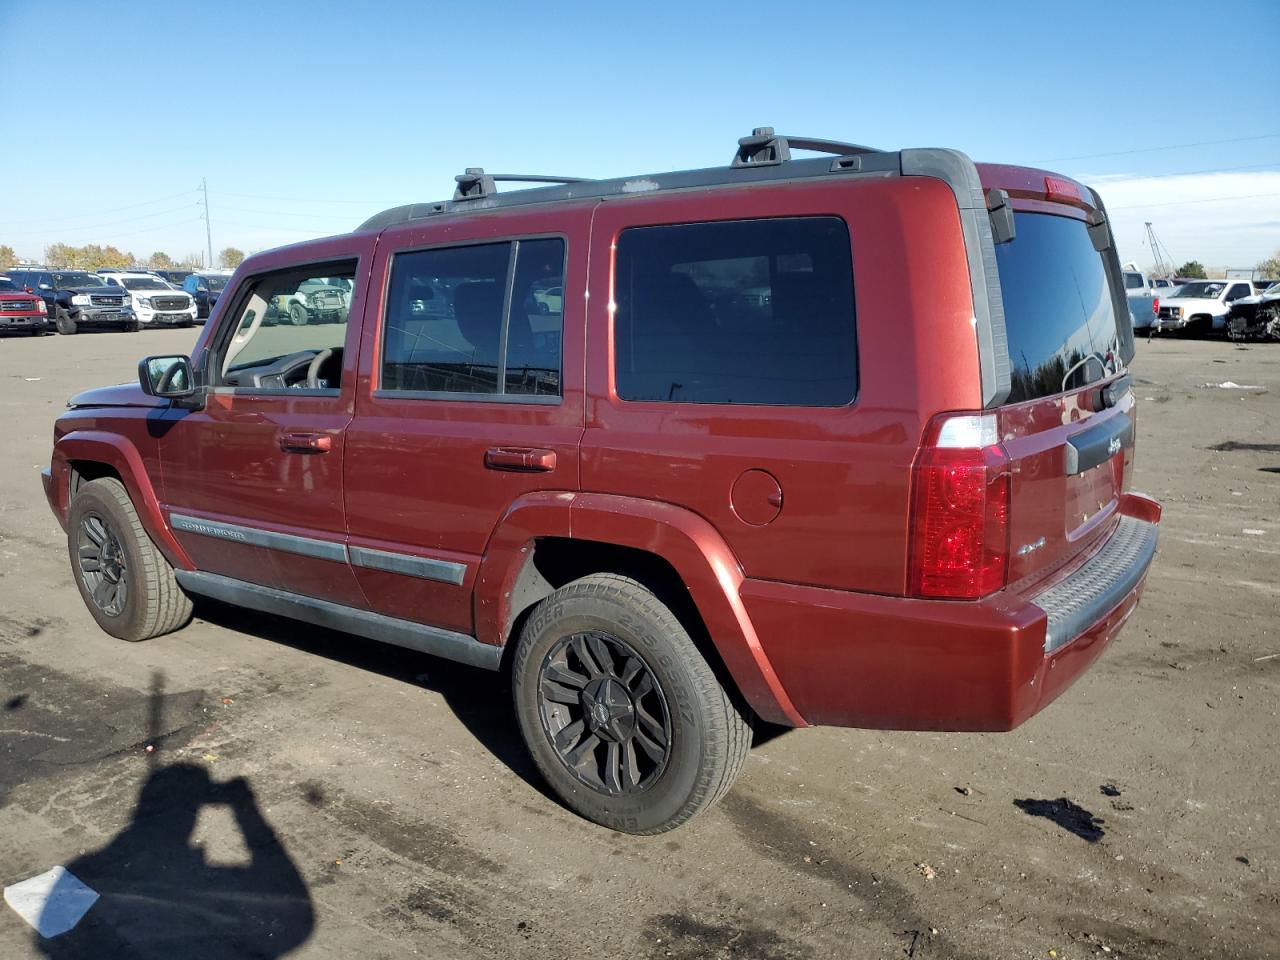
746, 493, 1161, 731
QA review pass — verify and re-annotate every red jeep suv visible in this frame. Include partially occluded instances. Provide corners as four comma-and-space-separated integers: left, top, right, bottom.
43, 131, 1160, 833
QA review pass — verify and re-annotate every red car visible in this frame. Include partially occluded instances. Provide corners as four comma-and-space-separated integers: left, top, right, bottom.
0, 274, 49, 334
43, 130, 1160, 833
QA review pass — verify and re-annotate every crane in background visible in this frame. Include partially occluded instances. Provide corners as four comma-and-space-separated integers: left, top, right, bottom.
1144, 221, 1177, 278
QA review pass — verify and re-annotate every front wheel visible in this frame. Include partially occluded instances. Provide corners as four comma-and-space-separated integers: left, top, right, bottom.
512, 574, 752, 834
288, 303, 309, 326
55, 309, 77, 335
67, 478, 193, 641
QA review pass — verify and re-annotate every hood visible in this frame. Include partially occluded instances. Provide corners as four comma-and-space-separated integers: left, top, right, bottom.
63, 285, 127, 297
1161, 295, 1221, 307
67, 382, 167, 409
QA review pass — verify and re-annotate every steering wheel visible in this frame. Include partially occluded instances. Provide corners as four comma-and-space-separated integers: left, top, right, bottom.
305, 348, 334, 388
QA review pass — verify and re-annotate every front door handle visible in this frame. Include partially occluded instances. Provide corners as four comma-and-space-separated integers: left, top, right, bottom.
280, 432, 332, 454
484, 447, 556, 472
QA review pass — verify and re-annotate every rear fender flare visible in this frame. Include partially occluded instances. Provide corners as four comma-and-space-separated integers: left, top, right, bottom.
475, 490, 805, 727
52, 430, 194, 570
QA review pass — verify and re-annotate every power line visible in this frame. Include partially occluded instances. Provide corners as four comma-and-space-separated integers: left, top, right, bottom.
218, 190, 402, 205
1034, 133, 1280, 163
217, 204, 358, 220
1109, 191, 1280, 210
0, 189, 197, 227
1079, 161, 1280, 182
2, 204, 202, 237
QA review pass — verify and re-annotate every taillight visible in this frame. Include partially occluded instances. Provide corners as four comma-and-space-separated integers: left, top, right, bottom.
1152, 297, 1159, 315
908, 413, 1011, 600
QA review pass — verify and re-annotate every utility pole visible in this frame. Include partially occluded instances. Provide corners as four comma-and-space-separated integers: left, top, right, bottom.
200, 178, 214, 269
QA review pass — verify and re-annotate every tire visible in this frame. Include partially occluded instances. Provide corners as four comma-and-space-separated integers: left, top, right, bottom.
67, 478, 193, 642
288, 303, 309, 326
512, 574, 751, 834
125, 321, 141, 333
55, 309, 77, 335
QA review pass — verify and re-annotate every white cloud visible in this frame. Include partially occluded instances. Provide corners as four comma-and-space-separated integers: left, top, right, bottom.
1076, 170, 1280, 273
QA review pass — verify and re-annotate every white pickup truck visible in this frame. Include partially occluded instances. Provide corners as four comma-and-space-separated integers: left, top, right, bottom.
1153, 278, 1257, 335
1122, 264, 1159, 332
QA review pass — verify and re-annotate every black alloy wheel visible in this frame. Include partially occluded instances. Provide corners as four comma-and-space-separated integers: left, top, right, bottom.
76, 512, 129, 617
538, 631, 672, 794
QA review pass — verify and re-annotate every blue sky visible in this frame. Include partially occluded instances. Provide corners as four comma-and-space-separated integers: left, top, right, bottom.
3, 0, 1277, 270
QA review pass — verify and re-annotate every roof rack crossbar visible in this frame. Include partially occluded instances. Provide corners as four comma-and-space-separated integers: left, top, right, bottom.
454, 168, 594, 201
732, 127, 882, 168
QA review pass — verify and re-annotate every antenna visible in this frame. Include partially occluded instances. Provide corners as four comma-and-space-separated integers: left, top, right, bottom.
199, 178, 214, 269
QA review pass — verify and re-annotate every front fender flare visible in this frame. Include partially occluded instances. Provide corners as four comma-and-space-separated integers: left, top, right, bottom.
51, 430, 194, 571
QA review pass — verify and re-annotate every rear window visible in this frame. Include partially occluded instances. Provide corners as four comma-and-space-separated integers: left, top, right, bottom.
1123, 272, 1144, 290
614, 217, 856, 406
996, 213, 1122, 403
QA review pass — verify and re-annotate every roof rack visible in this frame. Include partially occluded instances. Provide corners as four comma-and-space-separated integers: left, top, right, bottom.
732, 127, 882, 168
454, 168, 594, 201
358, 128, 903, 232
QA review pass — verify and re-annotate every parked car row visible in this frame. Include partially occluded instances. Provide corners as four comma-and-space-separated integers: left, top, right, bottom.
0, 267, 234, 335
1122, 263, 1275, 337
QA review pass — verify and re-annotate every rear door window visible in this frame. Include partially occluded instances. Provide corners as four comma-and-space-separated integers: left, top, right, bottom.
995, 213, 1122, 403
613, 217, 856, 406
381, 237, 565, 399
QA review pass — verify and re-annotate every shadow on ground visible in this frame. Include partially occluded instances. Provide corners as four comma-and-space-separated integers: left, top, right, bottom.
191, 598, 551, 794
33, 673, 314, 959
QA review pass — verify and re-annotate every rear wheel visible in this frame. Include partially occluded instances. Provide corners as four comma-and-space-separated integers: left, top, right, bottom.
67, 478, 192, 642
512, 574, 751, 834
55, 309, 77, 335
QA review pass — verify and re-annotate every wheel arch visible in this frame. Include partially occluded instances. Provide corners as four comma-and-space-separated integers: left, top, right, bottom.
52, 431, 194, 571
476, 491, 805, 727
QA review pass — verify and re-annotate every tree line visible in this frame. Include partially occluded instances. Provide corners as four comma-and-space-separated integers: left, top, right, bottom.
0, 244, 246, 272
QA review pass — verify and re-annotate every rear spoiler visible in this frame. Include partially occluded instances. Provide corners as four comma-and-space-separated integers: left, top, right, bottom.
900, 151, 1136, 407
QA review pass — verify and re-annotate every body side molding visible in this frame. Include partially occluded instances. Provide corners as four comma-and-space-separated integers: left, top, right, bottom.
174, 570, 501, 671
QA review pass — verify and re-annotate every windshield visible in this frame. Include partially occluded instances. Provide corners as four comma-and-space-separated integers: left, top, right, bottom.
1175, 281, 1225, 299
995, 212, 1122, 404
205, 275, 229, 291
53, 272, 106, 288
1262, 282, 1280, 296
0, 278, 19, 291
121, 277, 169, 290
1123, 272, 1143, 290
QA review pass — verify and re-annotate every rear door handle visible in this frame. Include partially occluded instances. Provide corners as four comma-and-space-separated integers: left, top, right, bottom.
280, 432, 333, 454
484, 447, 556, 472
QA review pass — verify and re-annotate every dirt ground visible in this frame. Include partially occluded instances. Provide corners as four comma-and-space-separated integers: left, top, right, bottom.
0, 327, 1276, 960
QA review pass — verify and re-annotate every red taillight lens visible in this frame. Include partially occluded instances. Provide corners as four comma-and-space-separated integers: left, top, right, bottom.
909, 414, 1011, 600
1152, 297, 1159, 315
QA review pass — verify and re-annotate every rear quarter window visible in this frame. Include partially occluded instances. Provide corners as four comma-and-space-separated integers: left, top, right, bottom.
613, 216, 857, 406
996, 213, 1122, 403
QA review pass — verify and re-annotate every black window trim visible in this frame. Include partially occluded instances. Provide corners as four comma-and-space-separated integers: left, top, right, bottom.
372, 231, 568, 406
610, 214, 860, 410
205, 254, 360, 399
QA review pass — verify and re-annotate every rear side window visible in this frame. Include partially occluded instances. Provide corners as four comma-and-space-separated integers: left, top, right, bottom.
996, 213, 1122, 403
614, 217, 856, 406
1123, 272, 1143, 289
381, 238, 564, 398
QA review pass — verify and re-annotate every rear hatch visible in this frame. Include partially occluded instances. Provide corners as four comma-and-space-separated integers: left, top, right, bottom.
981, 166, 1134, 588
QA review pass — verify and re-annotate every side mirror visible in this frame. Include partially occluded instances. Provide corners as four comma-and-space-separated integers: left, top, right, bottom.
139, 355, 195, 398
